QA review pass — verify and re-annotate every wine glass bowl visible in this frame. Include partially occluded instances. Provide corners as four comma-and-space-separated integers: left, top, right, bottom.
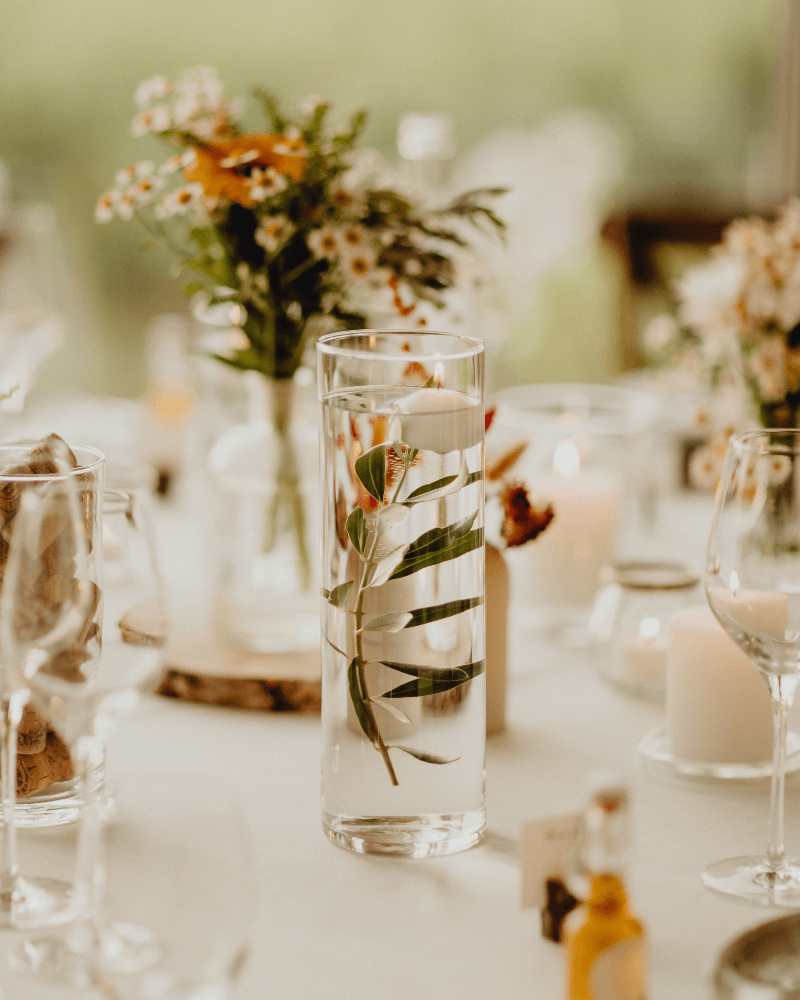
704, 429, 800, 905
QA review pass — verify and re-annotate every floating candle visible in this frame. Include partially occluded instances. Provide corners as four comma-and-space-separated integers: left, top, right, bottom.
396, 366, 482, 454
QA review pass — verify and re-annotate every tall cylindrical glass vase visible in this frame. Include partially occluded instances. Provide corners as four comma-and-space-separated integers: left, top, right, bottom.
317, 331, 486, 857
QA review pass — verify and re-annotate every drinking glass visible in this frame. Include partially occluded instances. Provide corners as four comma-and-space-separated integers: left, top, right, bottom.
705, 429, 800, 905
317, 330, 486, 857
0, 441, 103, 927
13, 486, 167, 981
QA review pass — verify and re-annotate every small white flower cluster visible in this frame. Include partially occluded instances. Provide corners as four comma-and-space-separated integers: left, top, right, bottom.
95, 151, 203, 223
307, 223, 385, 286
675, 199, 800, 405
131, 66, 238, 141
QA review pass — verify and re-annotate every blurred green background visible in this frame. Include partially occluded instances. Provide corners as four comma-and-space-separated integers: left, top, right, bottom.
0, 0, 779, 398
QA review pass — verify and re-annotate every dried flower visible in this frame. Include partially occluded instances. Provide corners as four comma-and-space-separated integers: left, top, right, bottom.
500, 484, 554, 547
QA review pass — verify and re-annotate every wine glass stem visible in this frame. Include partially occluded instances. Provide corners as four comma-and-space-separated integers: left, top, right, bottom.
67, 738, 104, 958
0, 690, 26, 907
768, 695, 790, 868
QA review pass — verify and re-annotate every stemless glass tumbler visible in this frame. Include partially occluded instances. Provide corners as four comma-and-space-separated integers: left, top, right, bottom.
317, 330, 486, 857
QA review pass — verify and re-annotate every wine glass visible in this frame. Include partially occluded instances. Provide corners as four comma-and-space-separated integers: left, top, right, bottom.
0, 442, 101, 928
12, 485, 167, 983
705, 428, 800, 905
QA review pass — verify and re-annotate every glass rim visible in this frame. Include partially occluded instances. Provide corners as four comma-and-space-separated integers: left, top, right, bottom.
731, 429, 800, 454
602, 560, 700, 590
0, 442, 105, 481
316, 329, 485, 363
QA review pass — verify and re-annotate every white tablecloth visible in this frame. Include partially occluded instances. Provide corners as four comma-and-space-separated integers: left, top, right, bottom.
3, 488, 800, 1000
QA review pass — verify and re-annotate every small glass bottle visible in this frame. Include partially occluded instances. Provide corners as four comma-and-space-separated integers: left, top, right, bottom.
565, 776, 646, 1000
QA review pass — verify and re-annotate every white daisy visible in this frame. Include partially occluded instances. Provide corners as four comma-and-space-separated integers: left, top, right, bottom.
248, 167, 288, 202
116, 188, 140, 221
131, 105, 171, 137
688, 446, 722, 492
158, 150, 197, 175
307, 225, 342, 260
749, 336, 787, 402
766, 454, 792, 486
131, 174, 165, 205
254, 216, 295, 253
134, 75, 172, 108
95, 190, 120, 223
155, 183, 204, 219
341, 225, 368, 250
641, 313, 678, 354
114, 161, 154, 188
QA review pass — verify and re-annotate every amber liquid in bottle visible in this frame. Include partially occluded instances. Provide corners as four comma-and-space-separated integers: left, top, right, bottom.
565, 781, 646, 1000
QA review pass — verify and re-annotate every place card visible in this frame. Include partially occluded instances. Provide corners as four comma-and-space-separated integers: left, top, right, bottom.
520, 811, 583, 909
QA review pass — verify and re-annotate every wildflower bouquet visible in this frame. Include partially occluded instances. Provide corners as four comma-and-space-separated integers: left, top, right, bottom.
653, 200, 800, 434
97, 66, 505, 386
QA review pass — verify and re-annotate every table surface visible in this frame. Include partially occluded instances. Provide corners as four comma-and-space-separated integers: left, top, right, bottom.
3, 484, 800, 1000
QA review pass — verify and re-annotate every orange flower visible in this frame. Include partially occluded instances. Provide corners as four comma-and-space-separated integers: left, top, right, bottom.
183, 134, 306, 208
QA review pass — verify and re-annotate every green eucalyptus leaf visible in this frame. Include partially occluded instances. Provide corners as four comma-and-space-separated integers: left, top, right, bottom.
378, 660, 484, 699
404, 468, 482, 504
370, 698, 412, 725
403, 597, 483, 629
367, 545, 408, 588
390, 512, 483, 580
390, 745, 461, 765
358, 611, 413, 633
348, 659, 377, 744
370, 661, 471, 680
355, 444, 387, 503
327, 580, 354, 610
345, 508, 368, 556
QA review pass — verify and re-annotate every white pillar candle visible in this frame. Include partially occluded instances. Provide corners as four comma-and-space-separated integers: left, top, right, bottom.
618, 618, 667, 686
520, 441, 621, 606
707, 577, 789, 639
667, 605, 773, 764
396, 387, 483, 454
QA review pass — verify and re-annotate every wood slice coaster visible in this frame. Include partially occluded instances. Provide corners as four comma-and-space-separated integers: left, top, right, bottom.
158, 617, 321, 713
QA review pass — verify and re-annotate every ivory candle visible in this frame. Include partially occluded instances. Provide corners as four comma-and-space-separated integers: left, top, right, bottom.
667, 606, 773, 764
707, 576, 789, 639
618, 618, 667, 686
396, 386, 483, 454
520, 441, 621, 606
